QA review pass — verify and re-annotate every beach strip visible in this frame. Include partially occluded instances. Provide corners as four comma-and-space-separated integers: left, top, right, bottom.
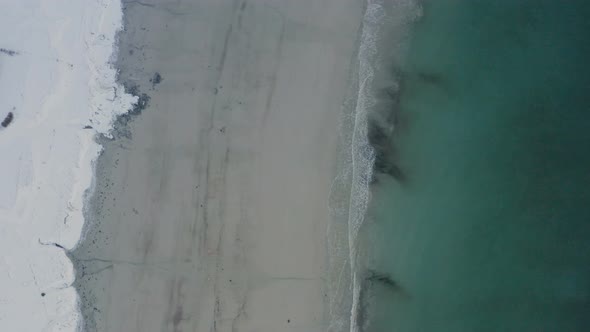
72, 0, 364, 331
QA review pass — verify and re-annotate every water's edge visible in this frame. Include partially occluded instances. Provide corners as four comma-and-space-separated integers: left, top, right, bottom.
327, 1, 422, 331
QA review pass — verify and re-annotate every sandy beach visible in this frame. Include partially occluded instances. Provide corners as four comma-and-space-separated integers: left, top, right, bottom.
73, 0, 363, 331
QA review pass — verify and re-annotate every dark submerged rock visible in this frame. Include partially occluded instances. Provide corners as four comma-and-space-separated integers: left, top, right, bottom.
367, 118, 405, 183
366, 270, 400, 290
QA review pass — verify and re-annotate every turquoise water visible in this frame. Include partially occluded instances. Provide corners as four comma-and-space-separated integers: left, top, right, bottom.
362, 1, 590, 331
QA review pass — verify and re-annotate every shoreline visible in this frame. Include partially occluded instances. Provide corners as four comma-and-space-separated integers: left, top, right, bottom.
334, 1, 422, 331
72, 1, 364, 331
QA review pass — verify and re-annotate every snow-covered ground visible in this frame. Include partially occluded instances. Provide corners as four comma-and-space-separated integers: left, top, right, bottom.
0, 0, 135, 330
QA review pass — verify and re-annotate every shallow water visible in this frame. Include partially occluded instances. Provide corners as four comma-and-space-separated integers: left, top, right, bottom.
362, 1, 590, 331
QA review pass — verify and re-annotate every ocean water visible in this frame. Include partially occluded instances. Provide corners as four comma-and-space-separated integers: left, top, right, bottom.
355, 1, 590, 331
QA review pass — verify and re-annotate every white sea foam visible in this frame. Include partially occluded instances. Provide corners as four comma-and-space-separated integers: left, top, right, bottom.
347, 3, 380, 331
0, 0, 135, 330
326, 1, 422, 331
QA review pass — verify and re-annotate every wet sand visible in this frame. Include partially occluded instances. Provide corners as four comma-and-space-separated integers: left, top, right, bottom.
72, 0, 363, 331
